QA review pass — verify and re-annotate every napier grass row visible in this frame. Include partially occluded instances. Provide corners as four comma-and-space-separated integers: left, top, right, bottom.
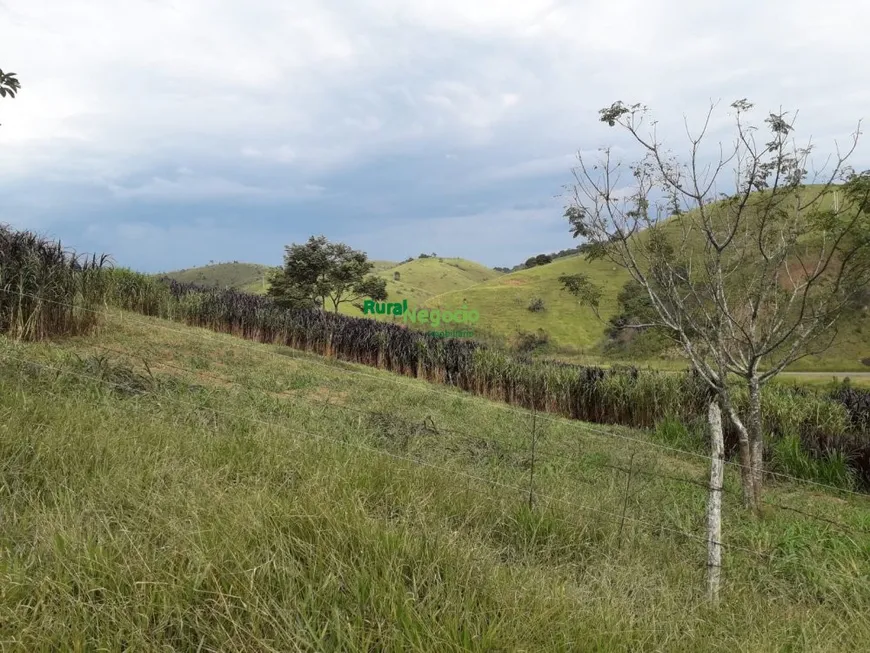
0, 224, 111, 341
106, 273, 870, 490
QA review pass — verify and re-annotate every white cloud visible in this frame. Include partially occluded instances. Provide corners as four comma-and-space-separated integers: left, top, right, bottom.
3, 0, 868, 181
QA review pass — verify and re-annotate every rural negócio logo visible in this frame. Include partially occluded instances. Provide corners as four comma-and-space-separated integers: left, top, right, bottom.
361, 299, 478, 338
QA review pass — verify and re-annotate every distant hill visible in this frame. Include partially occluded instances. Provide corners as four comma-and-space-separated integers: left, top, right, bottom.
158, 191, 870, 371
158, 257, 498, 309
429, 254, 629, 356
369, 260, 400, 273
159, 262, 274, 294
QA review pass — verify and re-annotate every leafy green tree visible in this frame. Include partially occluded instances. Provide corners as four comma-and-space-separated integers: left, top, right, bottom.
0, 68, 21, 127
267, 235, 387, 312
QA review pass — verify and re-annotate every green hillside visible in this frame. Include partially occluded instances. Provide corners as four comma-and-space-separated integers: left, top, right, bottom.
427, 186, 870, 370
158, 185, 870, 371
338, 257, 503, 320
423, 254, 628, 354
160, 262, 273, 294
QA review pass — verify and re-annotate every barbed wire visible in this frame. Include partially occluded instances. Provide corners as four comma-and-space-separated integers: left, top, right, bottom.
88, 342, 724, 489
83, 341, 772, 515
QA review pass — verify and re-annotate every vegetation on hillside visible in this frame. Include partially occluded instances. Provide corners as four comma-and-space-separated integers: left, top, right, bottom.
497, 243, 597, 272
159, 236, 867, 373
90, 270, 870, 490
2, 298, 870, 649
160, 262, 274, 294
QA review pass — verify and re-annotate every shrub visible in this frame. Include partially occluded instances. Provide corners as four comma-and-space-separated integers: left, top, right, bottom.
514, 329, 549, 354
527, 298, 545, 312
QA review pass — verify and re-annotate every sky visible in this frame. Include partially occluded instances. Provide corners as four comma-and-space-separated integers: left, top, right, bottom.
1, 0, 869, 272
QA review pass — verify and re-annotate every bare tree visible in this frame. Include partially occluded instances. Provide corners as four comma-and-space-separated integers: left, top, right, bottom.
562, 100, 870, 509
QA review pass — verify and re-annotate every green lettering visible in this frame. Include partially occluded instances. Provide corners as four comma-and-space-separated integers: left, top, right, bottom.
430, 309, 440, 326
467, 310, 479, 324
418, 310, 429, 324
362, 300, 375, 314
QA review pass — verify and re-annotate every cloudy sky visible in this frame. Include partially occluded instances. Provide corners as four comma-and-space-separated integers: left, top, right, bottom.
2, 0, 869, 272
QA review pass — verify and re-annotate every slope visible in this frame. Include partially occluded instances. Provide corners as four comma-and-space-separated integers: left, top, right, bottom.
427, 253, 630, 355
338, 256, 502, 320
160, 262, 273, 294
431, 186, 870, 369
1, 309, 868, 649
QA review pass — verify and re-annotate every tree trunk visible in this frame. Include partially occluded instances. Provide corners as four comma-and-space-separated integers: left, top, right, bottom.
720, 391, 758, 511
706, 397, 724, 604
747, 376, 764, 503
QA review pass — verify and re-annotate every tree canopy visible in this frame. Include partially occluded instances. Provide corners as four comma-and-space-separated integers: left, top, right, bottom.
267, 235, 387, 312
0, 68, 21, 126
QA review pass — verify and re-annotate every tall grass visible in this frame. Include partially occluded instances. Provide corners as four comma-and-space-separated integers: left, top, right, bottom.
1, 222, 866, 491
0, 224, 111, 340
3, 338, 870, 650
104, 274, 870, 489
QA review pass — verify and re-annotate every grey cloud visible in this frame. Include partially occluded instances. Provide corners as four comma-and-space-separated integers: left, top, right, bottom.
1, 0, 868, 270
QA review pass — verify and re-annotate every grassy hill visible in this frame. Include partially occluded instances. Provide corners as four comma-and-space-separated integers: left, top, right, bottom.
422, 186, 870, 370
2, 309, 869, 648
338, 257, 503, 320
426, 254, 630, 355
159, 250, 868, 370
160, 262, 274, 294
158, 185, 870, 371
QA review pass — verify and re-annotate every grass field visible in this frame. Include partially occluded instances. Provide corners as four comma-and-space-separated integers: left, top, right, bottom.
1, 309, 869, 650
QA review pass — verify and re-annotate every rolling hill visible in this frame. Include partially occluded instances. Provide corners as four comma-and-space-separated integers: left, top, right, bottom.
163, 257, 504, 319
425, 254, 629, 355
159, 262, 274, 294
160, 249, 869, 370
338, 256, 504, 320
159, 186, 870, 371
